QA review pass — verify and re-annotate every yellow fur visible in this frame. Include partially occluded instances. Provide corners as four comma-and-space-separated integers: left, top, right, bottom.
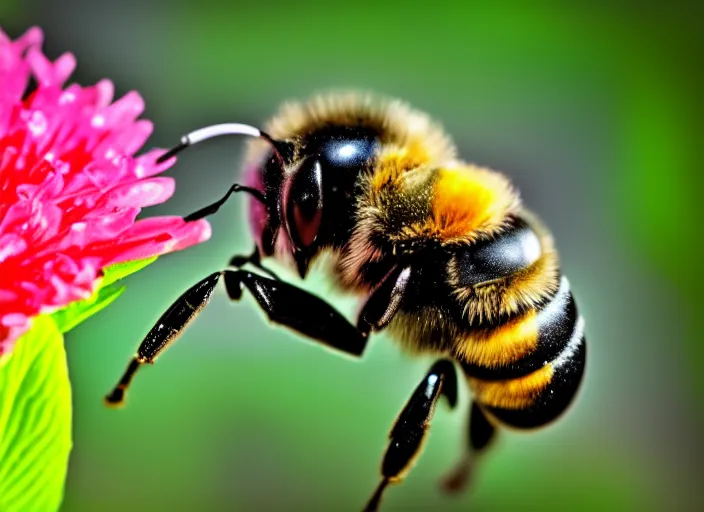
354, 162, 519, 263
453, 310, 539, 367
468, 364, 553, 409
429, 165, 519, 243
370, 141, 434, 194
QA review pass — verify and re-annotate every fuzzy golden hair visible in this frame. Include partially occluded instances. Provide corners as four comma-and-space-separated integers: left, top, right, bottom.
338, 161, 521, 290
244, 91, 457, 171
360, 162, 521, 247
468, 364, 554, 410
452, 309, 539, 368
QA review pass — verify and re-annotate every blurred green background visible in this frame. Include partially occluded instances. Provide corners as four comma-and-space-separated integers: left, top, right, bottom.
2, 1, 702, 510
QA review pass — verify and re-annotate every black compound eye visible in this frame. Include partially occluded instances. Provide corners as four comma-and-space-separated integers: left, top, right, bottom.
285, 156, 323, 249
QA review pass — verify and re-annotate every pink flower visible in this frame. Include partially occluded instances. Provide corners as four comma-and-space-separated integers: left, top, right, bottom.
0, 27, 211, 355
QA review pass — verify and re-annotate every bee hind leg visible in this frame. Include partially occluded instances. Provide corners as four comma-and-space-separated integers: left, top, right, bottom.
441, 401, 497, 494
363, 359, 458, 512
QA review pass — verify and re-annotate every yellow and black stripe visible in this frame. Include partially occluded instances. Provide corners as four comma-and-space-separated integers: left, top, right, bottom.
372, 205, 584, 429
469, 316, 585, 429
446, 215, 585, 429
457, 276, 577, 380
459, 277, 586, 428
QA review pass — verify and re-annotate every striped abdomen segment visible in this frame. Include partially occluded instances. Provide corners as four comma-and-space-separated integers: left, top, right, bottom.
462, 280, 586, 428
451, 220, 586, 429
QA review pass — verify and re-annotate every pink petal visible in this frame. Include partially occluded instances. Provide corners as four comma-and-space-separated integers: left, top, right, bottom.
58, 207, 140, 248
0, 200, 33, 233
105, 177, 175, 208
118, 215, 189, 238
109, 219, 211, 264
94, 79, 114, 108
73, 257, 102, 287
52, 53, 77, 85
0, 27, 41, 104
15, 27, 44, 50
103, 91, 145, 128
82, 159, 127, 189
133, 148, 176, 178
0, 233, 28, 263
120, 119, 153, 155
26, 48, 76, 87
2, 313, 31, 328
0, 317, 32, 357
30, 201, 63, 243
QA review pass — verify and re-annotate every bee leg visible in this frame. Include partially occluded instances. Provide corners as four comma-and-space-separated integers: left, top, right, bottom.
104, 271, 223, 407
222, 270, 368, 356
441, 401, 497, 494
105, 270, 368, 407
363, 359, 458, 512
229, 246, 281, 281
357, 265, 412, 333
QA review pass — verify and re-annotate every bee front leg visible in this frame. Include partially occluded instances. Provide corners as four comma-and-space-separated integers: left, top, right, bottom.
441, 401, 497, 493
228, 246, 281, 281
105, 269, 369, 407
222, 270, 368, 355
363, 359, 458, 512
104, 271, 223, 407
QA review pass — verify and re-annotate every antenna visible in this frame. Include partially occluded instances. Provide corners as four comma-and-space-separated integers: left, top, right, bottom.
156, 123, 286, 164
154, 122, 290, 221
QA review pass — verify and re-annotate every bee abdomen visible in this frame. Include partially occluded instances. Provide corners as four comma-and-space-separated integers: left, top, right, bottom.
468, 320, 586, 428
457, 276, 586, 429
457, 276, 576, 380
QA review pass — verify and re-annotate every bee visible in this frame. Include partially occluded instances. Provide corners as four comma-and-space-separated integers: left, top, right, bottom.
105, 92, 586, 511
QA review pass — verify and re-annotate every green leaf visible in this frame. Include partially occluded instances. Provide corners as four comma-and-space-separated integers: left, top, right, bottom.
101, 256, 158, 288
50, 256, 157, 333
51, 284, 126, 334
0, 315, 72, 512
